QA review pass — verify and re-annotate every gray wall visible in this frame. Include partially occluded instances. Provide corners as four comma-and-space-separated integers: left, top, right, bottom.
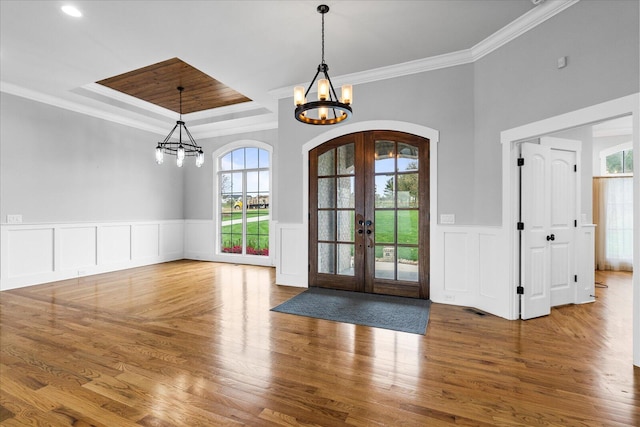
473, 0, 639, 224
2, 1, 638, 228
277, 64, 477, 225
0, 93, 184, 223
275, 0, 639, 226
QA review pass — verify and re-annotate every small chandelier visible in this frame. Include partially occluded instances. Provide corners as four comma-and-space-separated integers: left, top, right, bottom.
155, 86, 204, 167
294, 4, 352, 125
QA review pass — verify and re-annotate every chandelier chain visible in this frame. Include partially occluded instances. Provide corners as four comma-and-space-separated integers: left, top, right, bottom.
321, 10, 325, 64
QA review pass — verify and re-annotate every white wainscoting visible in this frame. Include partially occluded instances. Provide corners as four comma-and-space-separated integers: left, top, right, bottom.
275, 222, 307, 288
431, 225, 510, 318
0, 220, 184, 291
183, 220, 215, 261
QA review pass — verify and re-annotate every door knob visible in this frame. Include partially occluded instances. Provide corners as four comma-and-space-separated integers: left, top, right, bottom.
358, 229, 363, 234
366, 229, 372, 234
365, 220, 372, 226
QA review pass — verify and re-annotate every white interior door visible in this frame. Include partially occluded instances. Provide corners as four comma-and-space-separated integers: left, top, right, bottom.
521, 138, 579, 319
521, 143, 551, 319
548, 149, 577, 306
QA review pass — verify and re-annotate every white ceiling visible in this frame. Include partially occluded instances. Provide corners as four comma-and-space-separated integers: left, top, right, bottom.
1, 0, 575, 139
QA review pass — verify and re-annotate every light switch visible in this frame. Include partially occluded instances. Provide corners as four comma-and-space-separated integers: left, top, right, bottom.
440, 214, 455, 224
7, 214, 22, 224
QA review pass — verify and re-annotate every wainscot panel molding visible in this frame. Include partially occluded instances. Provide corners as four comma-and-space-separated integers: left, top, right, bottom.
0, 220, 184, 291
275, 222, 307, 288
183, 220, 215, 261
431, 225, 509, 318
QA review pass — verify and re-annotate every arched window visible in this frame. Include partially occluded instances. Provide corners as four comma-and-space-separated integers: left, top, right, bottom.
600, 142, 633, 175
215, 143, 271, 263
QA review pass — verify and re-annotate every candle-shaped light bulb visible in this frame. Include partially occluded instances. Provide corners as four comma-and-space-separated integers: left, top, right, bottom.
155, 145, 164, 164
294, 86, 306, 106
341, 84, 352, 105
319, 106, 328, 120
318, 79, 329, 101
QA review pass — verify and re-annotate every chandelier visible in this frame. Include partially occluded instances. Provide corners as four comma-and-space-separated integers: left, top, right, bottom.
294, 4, 352, 125
155, 86, 204, 167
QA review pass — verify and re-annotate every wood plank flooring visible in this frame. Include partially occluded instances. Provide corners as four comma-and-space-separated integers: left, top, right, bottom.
1, 261, 638, 426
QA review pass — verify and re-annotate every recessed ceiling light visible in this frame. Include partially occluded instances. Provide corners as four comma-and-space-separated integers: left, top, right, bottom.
61, 5, 82, 18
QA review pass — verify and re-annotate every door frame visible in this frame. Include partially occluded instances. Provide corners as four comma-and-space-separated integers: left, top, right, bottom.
301, 120, 440, 288
308, 130, 430, 298
500, 93, 639, 365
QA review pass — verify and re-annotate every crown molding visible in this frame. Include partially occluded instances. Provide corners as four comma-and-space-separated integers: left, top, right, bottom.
470, 0, 580, 61
271, 0, 580, 99
1, 81, 168, 135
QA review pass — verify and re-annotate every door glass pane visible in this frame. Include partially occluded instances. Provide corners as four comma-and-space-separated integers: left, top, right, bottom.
318, 149, 335, 176
397, 247, 418, 282
318, 243, 335, 274
375, 244, 395, 279
397, 210, 418, 245
337, 211, 354, 242
259, 171, 270, 192
397, 173, 418, 208
318, 211, 335, 241
337, 244, 354, 276
374, 210, 395, 244
375, 140, 395, 173
397, 143, 418, 172
337, 143, 355, 175
375, 175, 395, 208
318, 178, 335, 208
337, 177, 355, 208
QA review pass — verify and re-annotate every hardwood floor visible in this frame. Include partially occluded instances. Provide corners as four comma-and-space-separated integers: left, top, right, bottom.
1, 261, 638, 426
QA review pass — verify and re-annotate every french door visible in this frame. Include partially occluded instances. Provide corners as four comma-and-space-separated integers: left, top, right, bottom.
309, 131, 429, 299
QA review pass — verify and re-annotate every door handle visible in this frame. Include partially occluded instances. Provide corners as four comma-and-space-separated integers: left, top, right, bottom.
546, 234, 555, 241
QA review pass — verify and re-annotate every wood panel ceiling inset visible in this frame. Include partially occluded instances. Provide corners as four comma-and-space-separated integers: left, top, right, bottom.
96, 57, 251, 114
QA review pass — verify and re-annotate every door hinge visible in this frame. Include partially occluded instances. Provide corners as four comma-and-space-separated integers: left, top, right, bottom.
517, 286, 524, 295
517, 158, 525, 166
574, 219, 577, 227
574, 164, 577, 172
517, 222, 524, 230
308, 264, 311, 272
574, 275, 578, 282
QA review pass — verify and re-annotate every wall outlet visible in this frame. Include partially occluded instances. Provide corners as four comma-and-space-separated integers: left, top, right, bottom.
440, 214, 455, 225
7, 214, 22, 224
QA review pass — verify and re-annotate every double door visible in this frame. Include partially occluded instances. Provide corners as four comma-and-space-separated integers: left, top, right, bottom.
309, 131, 429, 299
521, 139, 578, 319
